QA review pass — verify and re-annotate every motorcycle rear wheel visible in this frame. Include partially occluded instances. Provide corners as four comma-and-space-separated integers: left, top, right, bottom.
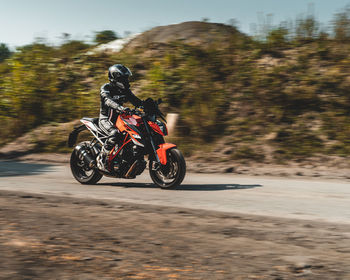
149, 148, 186, 189
70, 141, 102, 185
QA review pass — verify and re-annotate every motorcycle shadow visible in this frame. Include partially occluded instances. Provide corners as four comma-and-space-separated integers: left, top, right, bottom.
98, 182, 262, 191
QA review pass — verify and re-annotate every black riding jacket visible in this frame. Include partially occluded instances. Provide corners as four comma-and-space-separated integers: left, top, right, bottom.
100, 83, 142, 123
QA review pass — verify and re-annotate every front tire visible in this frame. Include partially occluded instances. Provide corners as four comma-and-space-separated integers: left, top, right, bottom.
70, 141, 102, 185
149, 148, 186, 189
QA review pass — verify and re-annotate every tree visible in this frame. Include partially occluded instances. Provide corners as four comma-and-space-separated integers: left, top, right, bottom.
333, 6, 350, 42
227, 18, 239, 28
0, 43, 11, 62
59, 40, 90, 56
267, 27, 289, 48
296, 15, 319, 41
94, 30, 118, 45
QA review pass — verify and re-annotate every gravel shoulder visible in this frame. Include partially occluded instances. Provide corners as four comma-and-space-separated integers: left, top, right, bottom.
1, 190, 350, 279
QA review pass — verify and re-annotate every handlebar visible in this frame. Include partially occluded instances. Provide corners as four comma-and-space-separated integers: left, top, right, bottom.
123, 108, 142, 116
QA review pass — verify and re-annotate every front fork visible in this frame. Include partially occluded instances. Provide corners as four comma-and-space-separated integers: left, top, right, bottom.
142, 117, 161, 170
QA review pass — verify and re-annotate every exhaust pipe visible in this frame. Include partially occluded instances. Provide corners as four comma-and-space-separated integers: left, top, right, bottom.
75, 145, 96, 168
125, 160, 138, 179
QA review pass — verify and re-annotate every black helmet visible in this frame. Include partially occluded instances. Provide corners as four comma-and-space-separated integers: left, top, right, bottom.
108, 64, 132, 89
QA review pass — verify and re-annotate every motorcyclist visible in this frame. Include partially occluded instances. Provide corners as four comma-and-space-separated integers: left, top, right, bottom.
99, 64, 142, 154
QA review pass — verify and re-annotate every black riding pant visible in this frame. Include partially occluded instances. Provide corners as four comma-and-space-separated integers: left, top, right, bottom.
99, 117, 119, 149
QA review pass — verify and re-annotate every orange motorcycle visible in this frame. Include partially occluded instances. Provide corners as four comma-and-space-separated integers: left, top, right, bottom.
68, 98, 186, 189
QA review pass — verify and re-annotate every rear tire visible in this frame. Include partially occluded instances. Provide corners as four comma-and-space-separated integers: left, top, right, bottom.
70, 141, 102, 185
149, 148, 186, 189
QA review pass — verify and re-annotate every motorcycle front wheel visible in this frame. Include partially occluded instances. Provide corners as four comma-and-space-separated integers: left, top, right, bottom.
149, 148, 186, 189
70, 141, 102, 185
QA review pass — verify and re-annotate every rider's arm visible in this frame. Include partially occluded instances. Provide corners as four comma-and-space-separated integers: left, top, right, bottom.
100, 85, 126, 113
126, 89, 143, 108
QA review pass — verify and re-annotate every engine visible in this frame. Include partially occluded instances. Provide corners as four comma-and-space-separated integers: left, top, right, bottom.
112, 143, 146, 178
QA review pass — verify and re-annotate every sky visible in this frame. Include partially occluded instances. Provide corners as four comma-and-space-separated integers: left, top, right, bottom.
0, 0, 349, 48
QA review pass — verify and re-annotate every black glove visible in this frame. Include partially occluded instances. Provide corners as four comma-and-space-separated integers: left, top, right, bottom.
123, 107, 131, 115
138, 100, 145, 109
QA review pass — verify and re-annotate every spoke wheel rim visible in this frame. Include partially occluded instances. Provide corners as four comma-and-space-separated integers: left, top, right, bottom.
154, 152, 179, 185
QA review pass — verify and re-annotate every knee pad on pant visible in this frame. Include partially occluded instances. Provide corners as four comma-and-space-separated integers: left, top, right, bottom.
109, 130, 118, 139
105, 130, 119, 150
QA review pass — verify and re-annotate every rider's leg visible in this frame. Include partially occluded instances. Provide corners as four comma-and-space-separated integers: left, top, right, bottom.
97, 118, 120, 171
99, 118, 120, 150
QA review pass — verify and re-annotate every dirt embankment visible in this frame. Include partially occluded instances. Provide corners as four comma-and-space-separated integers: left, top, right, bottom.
1, 120, 350, 181
1, 190, 349, 279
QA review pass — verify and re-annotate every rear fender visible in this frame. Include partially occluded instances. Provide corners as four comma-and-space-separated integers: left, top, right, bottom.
68, 124, 87, 147
156, 143, 176, 165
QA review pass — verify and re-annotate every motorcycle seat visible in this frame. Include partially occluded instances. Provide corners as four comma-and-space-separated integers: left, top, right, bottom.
81, 117, 108, 135
82, 117, 99, 124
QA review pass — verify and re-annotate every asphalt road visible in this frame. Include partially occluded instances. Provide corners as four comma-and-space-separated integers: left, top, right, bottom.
0, 160, 349, 224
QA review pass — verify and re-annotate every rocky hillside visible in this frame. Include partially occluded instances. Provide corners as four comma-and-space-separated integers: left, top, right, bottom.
1, 20, 350, 165
125, 21, 246, 49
